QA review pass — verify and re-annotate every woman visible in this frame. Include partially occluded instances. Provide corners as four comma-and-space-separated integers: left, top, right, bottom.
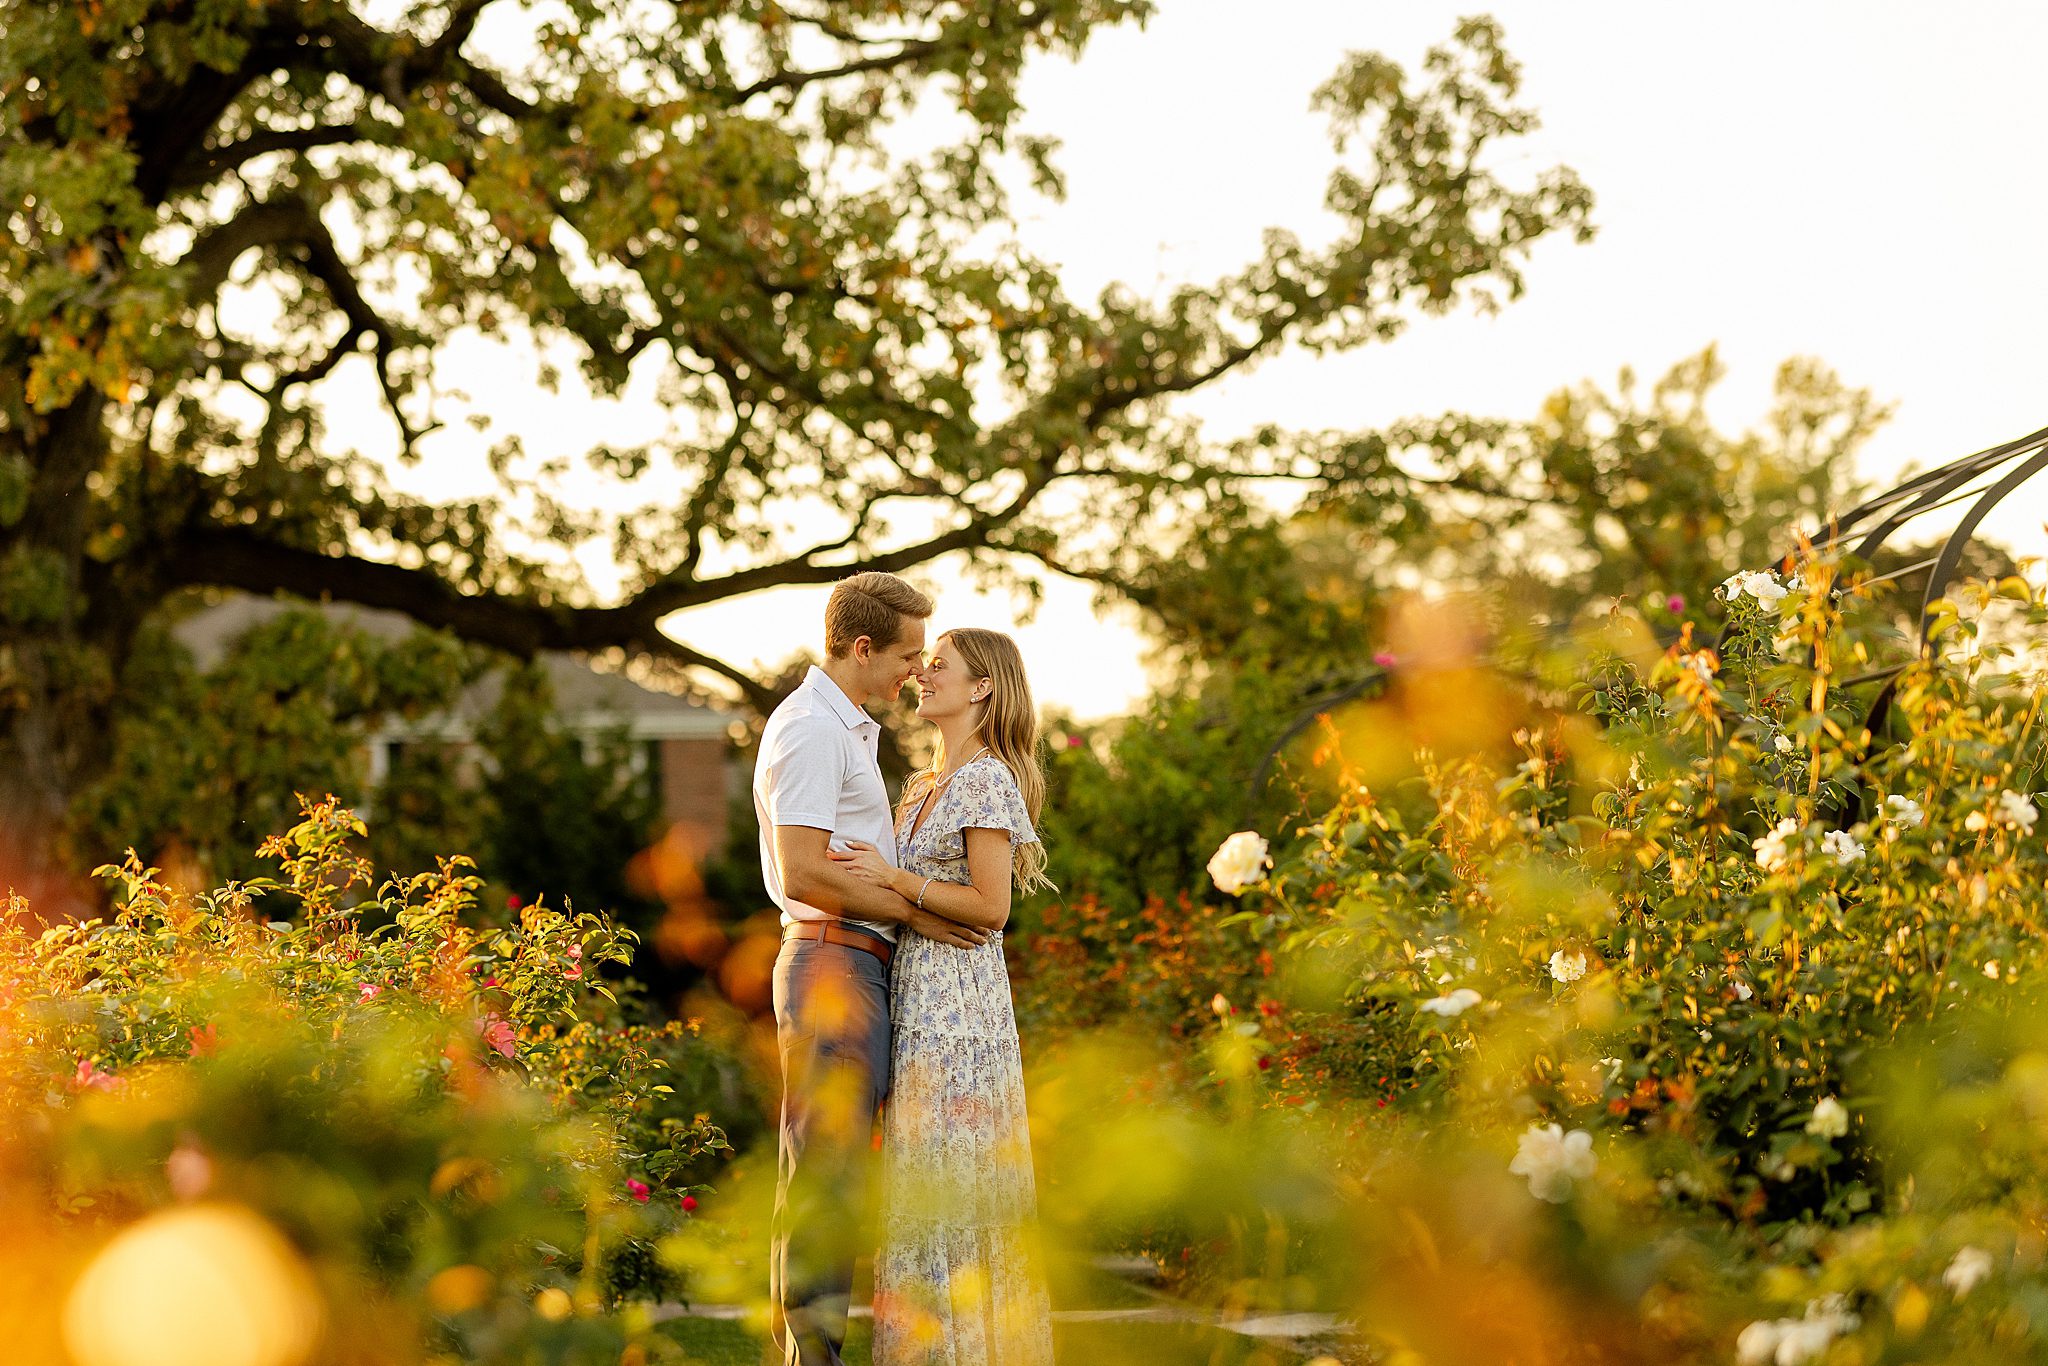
830, 627, 1056, 1366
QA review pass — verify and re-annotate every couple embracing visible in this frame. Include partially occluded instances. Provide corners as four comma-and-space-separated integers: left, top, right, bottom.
754, 571, 1055, 1366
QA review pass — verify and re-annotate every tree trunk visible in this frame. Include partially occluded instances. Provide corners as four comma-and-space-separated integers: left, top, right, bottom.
1, 390, 124, 919
0, 644, 106, 920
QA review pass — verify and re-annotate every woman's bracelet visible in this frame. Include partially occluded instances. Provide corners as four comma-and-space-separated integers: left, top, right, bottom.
915, 876, 935, 909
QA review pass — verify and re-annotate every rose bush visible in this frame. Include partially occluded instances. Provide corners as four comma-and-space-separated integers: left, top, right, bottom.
0, 796, 733, 1362
1012, 561, 2048, 1361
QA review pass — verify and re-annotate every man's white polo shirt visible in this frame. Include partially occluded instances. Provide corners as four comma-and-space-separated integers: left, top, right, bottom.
753, 665, 900, 941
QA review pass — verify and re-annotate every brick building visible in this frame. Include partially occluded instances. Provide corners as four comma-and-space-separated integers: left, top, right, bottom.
175, 597, 738, 858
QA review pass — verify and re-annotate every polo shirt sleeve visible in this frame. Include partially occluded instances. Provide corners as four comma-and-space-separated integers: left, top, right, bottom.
758, 714, 844, 832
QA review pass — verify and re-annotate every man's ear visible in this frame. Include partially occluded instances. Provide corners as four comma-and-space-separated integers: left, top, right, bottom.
851, 635, 872, 664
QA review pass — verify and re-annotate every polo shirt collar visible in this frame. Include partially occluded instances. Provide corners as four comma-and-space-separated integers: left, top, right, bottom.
805, 665, 875, 731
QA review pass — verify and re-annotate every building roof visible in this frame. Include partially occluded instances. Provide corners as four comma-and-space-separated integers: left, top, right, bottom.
172, 594, 730, 742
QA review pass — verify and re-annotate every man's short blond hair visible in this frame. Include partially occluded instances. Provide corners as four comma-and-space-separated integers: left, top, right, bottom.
824, 572, 934, 658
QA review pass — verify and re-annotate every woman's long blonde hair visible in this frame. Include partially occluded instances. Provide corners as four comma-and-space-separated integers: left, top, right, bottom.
901, 627, 1054, 895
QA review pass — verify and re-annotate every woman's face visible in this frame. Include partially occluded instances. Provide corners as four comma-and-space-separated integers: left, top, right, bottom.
914, 636, 986, 722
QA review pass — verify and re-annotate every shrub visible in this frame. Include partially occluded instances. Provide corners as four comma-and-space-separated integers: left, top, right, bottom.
1016, 562, 2048, 1361
0, 797, 729, 1361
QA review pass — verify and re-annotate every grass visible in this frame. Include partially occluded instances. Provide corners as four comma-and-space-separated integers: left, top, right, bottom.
655, 1309, 1314, 1366
650, 1245, 1317, 1364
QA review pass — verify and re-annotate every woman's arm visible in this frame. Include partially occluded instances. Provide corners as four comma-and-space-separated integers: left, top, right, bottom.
832, 830, 1015, 932
778, 827, 992, 947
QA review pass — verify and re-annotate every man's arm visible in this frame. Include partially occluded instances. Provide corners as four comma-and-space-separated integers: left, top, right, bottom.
831, 828, 1013, 932
775, 826, 990, 948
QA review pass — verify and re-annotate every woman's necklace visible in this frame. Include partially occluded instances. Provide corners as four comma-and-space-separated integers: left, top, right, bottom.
935, 745, 991, 787
908, 745, 990, 840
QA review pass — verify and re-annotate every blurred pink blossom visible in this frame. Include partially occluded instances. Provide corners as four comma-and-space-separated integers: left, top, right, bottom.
480, 1014, 517, 1059
72, 1058, 119, 1092
167, 1141, 213, 1200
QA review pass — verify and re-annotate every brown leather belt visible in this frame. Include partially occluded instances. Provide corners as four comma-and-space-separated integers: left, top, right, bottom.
782, 920, 895, 968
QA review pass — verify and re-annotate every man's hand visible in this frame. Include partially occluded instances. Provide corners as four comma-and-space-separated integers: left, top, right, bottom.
907, 907, 991, 949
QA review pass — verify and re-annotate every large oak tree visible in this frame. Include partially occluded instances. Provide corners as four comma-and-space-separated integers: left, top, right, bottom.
0, 0, 1589, 886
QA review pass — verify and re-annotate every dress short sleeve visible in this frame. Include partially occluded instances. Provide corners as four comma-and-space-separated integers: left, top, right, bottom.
947, 756, 1039, 848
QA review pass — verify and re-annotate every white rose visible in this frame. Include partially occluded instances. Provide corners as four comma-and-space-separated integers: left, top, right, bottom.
1753, 817, 1800, 873
1418, 987, 1482, 1017
1822, 830, 1865, 866
1984, 961, 2001, 980
1883, 795, 1924, 829
1740, 1298, 1859, 1364
1772, 1318, 1839, 1365
1548, 950, 1588, 984
1996, 788, 2039, 831
1741, 571, 1789, 609
1773, 733, 1795, 754
1509, 1122, 1597, 1203
1735, 1320, 1784, 1366
1805, 1095, 1849, 1138
1206, 831, 1270, 895
1944, 1245, 1994, 1298
1717, 572, 1747, 603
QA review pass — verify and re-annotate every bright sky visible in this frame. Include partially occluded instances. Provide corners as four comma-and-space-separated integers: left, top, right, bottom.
325, 2, 2048, 719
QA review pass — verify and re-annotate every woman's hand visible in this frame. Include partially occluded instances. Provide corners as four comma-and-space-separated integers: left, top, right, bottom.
828, 840, 895, 888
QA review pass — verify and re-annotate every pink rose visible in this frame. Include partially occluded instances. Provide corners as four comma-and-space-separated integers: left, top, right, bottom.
358, 982, 382, 1003
72, 1058, 119, 1092
1373, 651, 1398, 668
626, 1178, 651, 1203
480, 1014, 517, 1060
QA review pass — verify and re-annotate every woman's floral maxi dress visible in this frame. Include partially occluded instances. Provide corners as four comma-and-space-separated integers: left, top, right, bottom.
873, 755, 1055, 1366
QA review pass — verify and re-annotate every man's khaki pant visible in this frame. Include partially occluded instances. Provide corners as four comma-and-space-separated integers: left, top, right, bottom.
769, 932, 892, 1366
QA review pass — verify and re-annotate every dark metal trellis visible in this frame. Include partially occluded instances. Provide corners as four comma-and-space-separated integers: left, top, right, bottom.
1244, 426, 2048, 818
1818, 423, 2048, 655
1784, 425, 2048, 761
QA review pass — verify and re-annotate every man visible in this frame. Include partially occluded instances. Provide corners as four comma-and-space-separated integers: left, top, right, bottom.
755, 570, 991, 1366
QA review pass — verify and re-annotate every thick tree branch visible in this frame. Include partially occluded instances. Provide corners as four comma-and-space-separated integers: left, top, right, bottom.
130, 29, 294, 204
642, 457, 1062, 615
177, 198, 320, 304
169, 122, 395, 194
731, 36, 950, 101
167, 526, 778, 711
728, 2, 1062, 102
